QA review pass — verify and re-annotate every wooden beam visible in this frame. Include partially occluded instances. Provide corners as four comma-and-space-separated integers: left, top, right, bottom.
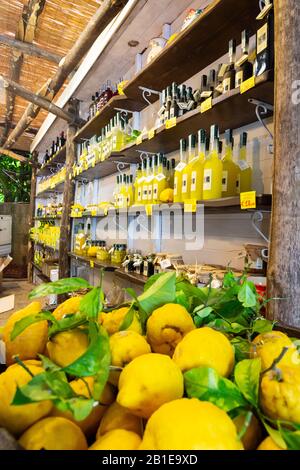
267, 0, 300, 327
0, 147, 38, 166
0, 35, 62, 64
3, 0, 128, 149
27, 151, 38, 282
1, 75, 81, 124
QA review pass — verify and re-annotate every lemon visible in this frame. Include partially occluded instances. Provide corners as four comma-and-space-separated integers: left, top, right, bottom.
89, 429, 141, 450
3, 301, 48, 365
0, 360, 52, 436
109, 330, 151, 386
117, 353, 183, 418
260, 365, 300, 424
173, 327, 234, 377
159, 188, 174, 203
52, 296, 82, 320
251, 331, 298, 370
96, 401, 143, 438
46, 329, 88, 367
233, 413, 262, 450
19, 417, 88, 450
140, 398, 243, 450
257, 436, 284, 450
51, 377, 115, 436
99, 307, 142, 335
146, 303, 195, 356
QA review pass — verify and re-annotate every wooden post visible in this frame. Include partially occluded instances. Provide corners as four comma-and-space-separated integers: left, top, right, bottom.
0, 35, 62, 64
267, 0, 300, 327
58, 101, 78, 279
27, 152, 38, 282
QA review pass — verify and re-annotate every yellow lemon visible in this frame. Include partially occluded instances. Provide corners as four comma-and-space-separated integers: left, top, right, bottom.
109, 330, 151, 386
90, 429, 141, 450
19, 417, 88, 450
159, 188, 174, 203
52, 296, 82, 320
96, 401, 143, 438
0, 360, 52, 436
99, 307, 142, 335
260, 365, 300, 424
46, 329, 88, 367
233, 413, 262, 450
257, 436, 285, 450
140, 398, 243, 450
146, 303, 195, 356
173, 327, 234, 377
117, 353, 183, 419
51, 377, 115, 437
3, 301, 48, 365
251, 331, 298, 370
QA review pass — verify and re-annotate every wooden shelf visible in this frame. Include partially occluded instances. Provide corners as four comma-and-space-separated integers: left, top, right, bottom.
74, 95, 145, 142
114, 268, 148, 286
36, 181, 64, 197
37, 145, 66, 177
69, 252, 120, 271
31, 262, 50, 282
33, 241, 59, 251
123, 0, 261, 105
34, 216, 61, 221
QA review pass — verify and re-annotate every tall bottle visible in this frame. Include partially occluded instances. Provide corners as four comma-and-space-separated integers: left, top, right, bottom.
174, 139, 188, 203
111, 113, 124, 152
44, 149, 50, 164
140, 158, 147, 205
222, 40, 237, 93
142, 157, 151, 204
114, 175, 120, 208
147, 157, 154, 204
236, 132, 252, 193
190, 129, 206, 201
89, 96, 95, 120
169, 82, 179, 119
203, 125, 223, 200
127, 175, 134, 207
235, 30, 253, 87
134, 164, 142, 205
119, 174, 127, 209
60, 131, 66, 148
181, 134, 196, 201
255, 2, 274, 76
222, 129, 238, 197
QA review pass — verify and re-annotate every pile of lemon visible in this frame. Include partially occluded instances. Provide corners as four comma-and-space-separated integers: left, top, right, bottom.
0, 298, 299, 450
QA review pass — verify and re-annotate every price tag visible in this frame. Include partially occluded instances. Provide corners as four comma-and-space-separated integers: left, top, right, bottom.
136, 135, 143, 145
91, 210, 97, 217
90, 260, 95, 268
91, 158, 96, 168
148, 128, 155, 140
200, 97, 213, 114
50, 183, 55, 189
256, 3, 273, 20
165, 117, 177, 129
184, 200, 197, 213
240, 191, 257, 210
69, 173, 72, 180
145, 204, 153, 216
240, 76, 255, 94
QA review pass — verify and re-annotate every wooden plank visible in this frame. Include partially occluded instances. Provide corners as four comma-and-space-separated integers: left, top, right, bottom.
0, 35, 62, 64
37, 145, 66, 176
69, 252, 119, 272
115, 268, 147, 286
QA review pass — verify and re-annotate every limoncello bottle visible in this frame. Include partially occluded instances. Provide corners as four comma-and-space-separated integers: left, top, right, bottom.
190, 129, 206, 201
119, 174, 127, 209
127, 175, 134, 207
111, 113, 125, 152
222, 129, 239, 197
153, 154, 167, 203
134, 164, 142, 205
142, 157, 151, 204
236, 132, 252, 193
203, 125, 223, 200
114, 175, 120, 208
181, 134, 196, 202
174, 139, 188, 203
152, 155, 159, 204
140, 158, 147, 205
147, 157, 155, 204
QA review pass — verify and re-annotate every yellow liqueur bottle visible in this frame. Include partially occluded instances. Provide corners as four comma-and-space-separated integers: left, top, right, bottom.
119, 174, 127, 209
190, 129, 206, 202
236, 132, 252, 193
147, 157, 154, 204
114, 175, 120, 208
134, 164, 142, 205
142, 157, 152, 204
222, 129, 239, 197
203, 125, 223, 200
181, 134, 196, 202
127, 175, 134, 207
140, 158, 147, 205
111, 113, 125, 152
153, 154, 167, 203
174, 139, 188, 203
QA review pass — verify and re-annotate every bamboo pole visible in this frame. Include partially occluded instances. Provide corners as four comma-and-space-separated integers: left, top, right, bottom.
267, 0, 300, 327
0, 35, 62, 64
3, 0, 128, 150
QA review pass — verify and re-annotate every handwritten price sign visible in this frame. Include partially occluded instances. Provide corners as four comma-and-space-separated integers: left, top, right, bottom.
240, 191, 257, 210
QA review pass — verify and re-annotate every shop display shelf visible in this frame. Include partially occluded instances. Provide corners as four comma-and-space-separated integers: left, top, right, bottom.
37, 145, 66, 177
36, 181, 65, 197
68, 252, 120, 271
34, 216, 62, 221
114, 268, 148, 286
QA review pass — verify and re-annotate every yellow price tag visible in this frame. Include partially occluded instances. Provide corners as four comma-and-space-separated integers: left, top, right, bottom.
240, 76, 255, 94
200, 97, 213, 114
91, 210, 97, 217
148, 128, 155, 140
90, 260, 95, 268
165, 117, 177, 130
184, 200, 197, 213
91, 158, 96, 168
240, 191, 256, 210
145, 204, 153, 216
136, 135, 143, 145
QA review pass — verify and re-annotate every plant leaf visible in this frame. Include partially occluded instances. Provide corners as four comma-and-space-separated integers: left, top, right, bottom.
261, 418, 287, 449
238, 281, 257, 308
79, 287, 101, 319
137, 271, 176, 317
48, 312, 88, 337
184, 367, 248, 412
125, 288, 138, 300
29, 278, 92, 299
144, 273, 165, 291
231, 337, 251, 362
175, 290, 190, 311
119, 302, 135, 331
195, 306, 213, 319
62, 397, 95, 422
252, 318, 274, 334
10, 311, 56, 341
278, 427, 300, 450
234, 358, 261, 407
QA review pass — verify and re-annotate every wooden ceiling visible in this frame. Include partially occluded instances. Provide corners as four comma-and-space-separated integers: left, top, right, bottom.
0, 0, 104, 151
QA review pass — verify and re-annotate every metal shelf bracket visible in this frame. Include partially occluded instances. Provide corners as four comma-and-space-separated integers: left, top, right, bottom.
139, 86, 161, 106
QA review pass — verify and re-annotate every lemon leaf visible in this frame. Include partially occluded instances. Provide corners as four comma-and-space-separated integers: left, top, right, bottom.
238, 281, 257, 308
251, 318, 274, 334
119, 302, 135, 331
278, 427, 300, 450
231, 337, 251, 362
48, 312, 87, 337
137, 271, 176, 316
184, 367, 248, 412
234, 358, 261, 407
10, 311, 57, 341
79, 287, 101, 320
29, 278, 92, 299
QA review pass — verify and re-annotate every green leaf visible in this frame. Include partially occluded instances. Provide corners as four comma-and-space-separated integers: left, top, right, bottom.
10, 311, 56, 341
175, 290, 190, 311
238, 281, 257, 308
234, 358, 261, 407
137, 272, 176, 317
194, 306, 213, 319
48, 312, 88, 337
184, 367, 248, 412
125, 288, 138, 301
79, 287, 101, 319
38, 354, 61, 372
207, 319, 249, 335
63, 323, 111, 378
279, 427, 300, 450
63, 397, 95, 422
144, 273, 166, 291
29, 278, 92, 299
223, 271, 238, 288
175, 278, 208, 307
231, 337, 251, 362
119, 302, 135, 331
261, 418, 287, 449
252, 318, 274, 334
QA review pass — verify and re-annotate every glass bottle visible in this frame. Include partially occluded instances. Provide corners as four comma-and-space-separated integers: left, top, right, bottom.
203, 125, 223, 200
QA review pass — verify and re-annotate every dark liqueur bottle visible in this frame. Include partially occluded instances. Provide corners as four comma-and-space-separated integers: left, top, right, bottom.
235, 30, 253, 87
222, 39, 237, 93
255, 3, 274, 76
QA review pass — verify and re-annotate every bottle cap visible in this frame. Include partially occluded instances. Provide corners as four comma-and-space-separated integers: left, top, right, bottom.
198, 129, 206, 144
171, 158, 176, 169
240, 132, 248, 147
210, 124, 219, 142
189, 133, 196, 148
225, 129, 233, 145
180, 138, 187, 152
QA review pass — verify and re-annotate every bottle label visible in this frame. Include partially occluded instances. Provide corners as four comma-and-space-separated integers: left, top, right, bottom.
143, 261, 148, 277
138, 188, 142, 202
223, 77, 232, 93
182, 174, 188, 193
237, 160, 250, 171
174, 177, 178, 196
201, 90, 213, 99
143, 186, 148, 200
203, 169, 212, 191
236, 175, 241, 194
156, 174, 166, 181
191, 171, 197, 192
222, 171, 228, 192
257, 23, 268, 54
235, 70, 244, 88
175, 162, 186, 172
148, 186, 153, 201
153, 184, 158, 199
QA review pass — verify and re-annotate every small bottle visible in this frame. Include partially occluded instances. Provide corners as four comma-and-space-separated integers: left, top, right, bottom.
44, 149, 50, 164
190, 129, 206, 201
174, 139, 188, 203
89, 96, 95, 120
223, 40, 237, 93
235, 30, 253, 87
134, 164, 142, 205
203, 125, 223, 200
165, 86, 172, 121
222, 129, 238, 198
255, 4, 274, 76
236, 132, 252, 193
181, 133, 197, 201
169, 82, 179, 119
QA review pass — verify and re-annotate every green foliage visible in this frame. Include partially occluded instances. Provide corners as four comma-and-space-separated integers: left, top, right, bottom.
234, 358, 261, 407
0, 155, 32, 202
29, 278, 92, 299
